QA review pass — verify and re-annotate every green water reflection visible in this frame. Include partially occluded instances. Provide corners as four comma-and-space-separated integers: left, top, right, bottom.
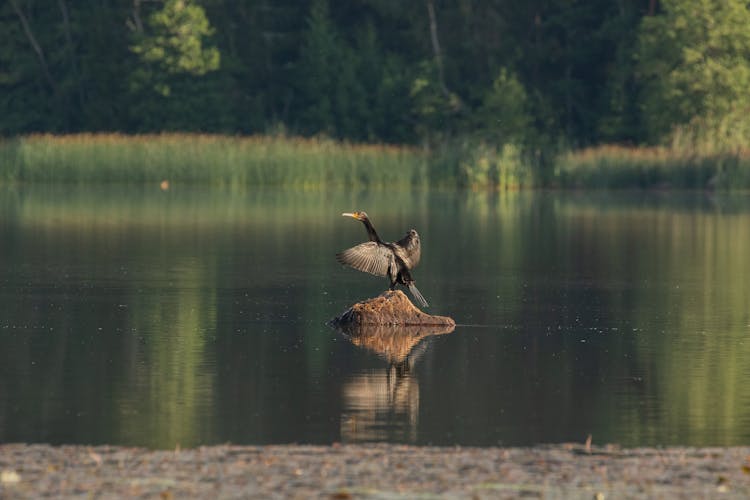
0, 186, 749, 448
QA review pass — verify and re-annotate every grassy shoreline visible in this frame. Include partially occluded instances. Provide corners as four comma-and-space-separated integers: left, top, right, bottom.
556, 145, 750, 190
1, 133, 749, 190
0, 134, 429, 189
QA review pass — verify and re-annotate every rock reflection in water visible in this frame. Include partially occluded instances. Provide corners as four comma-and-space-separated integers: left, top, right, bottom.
336, 323, 455, 443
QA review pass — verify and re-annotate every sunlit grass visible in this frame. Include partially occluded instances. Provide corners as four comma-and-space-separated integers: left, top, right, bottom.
428, 140, 541, 189
555, 145, 750, 189
0, 133, 428, 188
3, 134, 750, 190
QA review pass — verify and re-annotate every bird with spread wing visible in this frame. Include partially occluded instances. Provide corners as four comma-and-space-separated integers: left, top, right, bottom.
336, 211, 428, 308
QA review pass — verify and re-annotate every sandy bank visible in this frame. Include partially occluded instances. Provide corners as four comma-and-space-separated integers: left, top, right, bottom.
1, 443, 749, 498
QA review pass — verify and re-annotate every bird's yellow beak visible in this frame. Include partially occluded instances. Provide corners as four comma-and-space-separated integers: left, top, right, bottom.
342, 212, 359, 220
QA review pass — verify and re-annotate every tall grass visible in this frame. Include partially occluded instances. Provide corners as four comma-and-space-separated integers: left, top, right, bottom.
428, 140, 541, 189
2, 133, 750, 190
0, 133, 428, 188
555, 145, 750, 190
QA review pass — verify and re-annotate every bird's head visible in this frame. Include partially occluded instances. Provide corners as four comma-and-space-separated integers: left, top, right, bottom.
405, 229, 420, 247
342, 211, 369, 221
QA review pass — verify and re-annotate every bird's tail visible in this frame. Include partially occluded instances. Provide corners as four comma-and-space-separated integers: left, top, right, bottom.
408, 283, 429, 308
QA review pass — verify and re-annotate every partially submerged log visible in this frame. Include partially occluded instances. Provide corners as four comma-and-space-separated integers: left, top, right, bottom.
331, 290, 455, 327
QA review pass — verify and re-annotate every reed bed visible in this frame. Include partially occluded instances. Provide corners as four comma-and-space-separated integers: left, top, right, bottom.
555, 145, 750, 190
0, 134, 428, 189
2, 134, 749, 190
428, 140, 541, 190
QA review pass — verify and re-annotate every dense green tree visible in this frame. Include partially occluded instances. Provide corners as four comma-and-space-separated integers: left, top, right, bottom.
2, 0, 76, 132
131, 0, 220, 81
595, 1, 644, 143
72, 2, 134, 131
0, 0, 687, 149
295, 0, 339, 136
1, 1, 50, 133
512, 0, 645, 145
1, 1, 137, 133
637, 0, 750, 148
471, 68, 532, 145
128, 0, 225, 131
294, 0, 415, 141
354, 22, 413, 142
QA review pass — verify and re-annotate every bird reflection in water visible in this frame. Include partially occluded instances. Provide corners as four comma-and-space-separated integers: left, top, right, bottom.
335, 323, 454, 443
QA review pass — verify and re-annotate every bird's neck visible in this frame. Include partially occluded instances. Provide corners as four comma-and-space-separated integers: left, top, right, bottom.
362, 218, 382, 243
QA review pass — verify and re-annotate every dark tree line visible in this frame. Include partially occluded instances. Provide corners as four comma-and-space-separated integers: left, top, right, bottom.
2, 0, 749, 149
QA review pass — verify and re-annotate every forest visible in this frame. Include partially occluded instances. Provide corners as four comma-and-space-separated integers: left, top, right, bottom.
2, 0, 750, 188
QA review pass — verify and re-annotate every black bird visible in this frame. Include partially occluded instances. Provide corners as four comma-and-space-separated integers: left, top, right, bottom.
336, 211, 429, 308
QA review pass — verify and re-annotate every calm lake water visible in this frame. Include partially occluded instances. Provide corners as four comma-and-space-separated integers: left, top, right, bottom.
1, 186, 749, 449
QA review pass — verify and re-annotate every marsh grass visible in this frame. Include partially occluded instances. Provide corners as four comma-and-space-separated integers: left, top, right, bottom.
2, 133, 749, 190
0, 134, 428, 188
555, 145, 750, 190
429, 140, 540, 189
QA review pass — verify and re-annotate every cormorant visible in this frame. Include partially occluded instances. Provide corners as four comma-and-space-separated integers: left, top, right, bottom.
336, 211, 428, 308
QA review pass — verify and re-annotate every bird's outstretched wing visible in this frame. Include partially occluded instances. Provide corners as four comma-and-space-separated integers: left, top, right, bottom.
336, 242, 392, 277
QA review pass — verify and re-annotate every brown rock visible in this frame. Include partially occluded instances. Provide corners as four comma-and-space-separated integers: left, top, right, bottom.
331, 290, 455, 327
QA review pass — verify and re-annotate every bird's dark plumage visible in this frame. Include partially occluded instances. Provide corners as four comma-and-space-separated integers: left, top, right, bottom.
336, 211, 428, 307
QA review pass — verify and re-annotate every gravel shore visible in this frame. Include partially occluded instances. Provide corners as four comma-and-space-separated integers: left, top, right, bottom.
1, 443, 749, 499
